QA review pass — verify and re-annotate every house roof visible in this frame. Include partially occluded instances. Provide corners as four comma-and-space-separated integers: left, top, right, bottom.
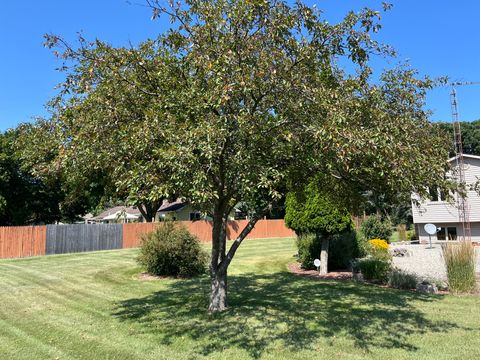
448, 154, 480, 163
158, 199, 187, 212
93, 206, 142, 220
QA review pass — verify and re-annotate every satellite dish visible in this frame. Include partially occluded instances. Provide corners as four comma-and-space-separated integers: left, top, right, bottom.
313, 259, 321, 267
424, 223, 437, 235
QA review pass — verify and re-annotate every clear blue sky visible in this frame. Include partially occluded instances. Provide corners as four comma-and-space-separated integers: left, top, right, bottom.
1, 0, 479, 132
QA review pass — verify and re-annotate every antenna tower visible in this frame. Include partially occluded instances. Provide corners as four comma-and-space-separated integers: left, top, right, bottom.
450, 82, 475, 241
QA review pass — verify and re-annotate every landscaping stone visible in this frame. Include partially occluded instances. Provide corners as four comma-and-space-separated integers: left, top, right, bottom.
416, 281, 438, 294
392, 248, 408, 257
391, 243, 480, 283
352, 272, 364, 283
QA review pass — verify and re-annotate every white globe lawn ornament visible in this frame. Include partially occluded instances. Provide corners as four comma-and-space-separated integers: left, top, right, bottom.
313, 258, 321, 273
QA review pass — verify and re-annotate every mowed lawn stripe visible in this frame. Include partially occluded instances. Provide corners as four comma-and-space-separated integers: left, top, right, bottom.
0, 237, 479, 360
0, 264, 176, 359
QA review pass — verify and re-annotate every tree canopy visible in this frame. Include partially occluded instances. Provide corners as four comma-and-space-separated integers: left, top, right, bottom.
0, 129, 92, 225
285, 180, 352, 236
25, 0, 453, 311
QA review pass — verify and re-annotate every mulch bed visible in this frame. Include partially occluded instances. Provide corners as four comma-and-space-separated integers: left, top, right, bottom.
287, 263, 352, 281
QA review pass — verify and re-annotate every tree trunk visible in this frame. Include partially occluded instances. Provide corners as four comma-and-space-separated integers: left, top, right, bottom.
209, 204, 228, 312
208, 269, 227, 312
208, 207, 260, 312
137, 200, 163, 223
319, 234, 329, 275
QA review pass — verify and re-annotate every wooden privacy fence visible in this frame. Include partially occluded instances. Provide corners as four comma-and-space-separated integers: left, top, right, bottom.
0, 219, 295, 259
0, 226, 46, 259
46, 224, 123, 255
123, 219, 295, 248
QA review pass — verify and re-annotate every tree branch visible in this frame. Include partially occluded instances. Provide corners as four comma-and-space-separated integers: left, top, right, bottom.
219, 214, 261, 272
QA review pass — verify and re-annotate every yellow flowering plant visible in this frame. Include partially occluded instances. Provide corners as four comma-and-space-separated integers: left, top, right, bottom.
369, 239, 389, 250
368, 239, 390, 260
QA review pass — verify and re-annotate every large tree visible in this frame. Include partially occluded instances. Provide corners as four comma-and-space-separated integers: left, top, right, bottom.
39, 0, 452, 311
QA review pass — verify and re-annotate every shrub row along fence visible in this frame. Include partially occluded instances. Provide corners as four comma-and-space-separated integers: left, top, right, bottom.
0, 219, 294, 259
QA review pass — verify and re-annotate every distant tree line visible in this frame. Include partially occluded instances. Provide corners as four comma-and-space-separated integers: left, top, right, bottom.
0, 129, 107, 225
436, 120, 480, 156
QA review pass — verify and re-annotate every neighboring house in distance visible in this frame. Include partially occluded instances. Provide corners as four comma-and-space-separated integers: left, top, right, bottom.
156, 199, 195, 221
81, 200, 250, 224
412, 154, 480, 243
156, 199, 246, 221
90, 206, 144, 224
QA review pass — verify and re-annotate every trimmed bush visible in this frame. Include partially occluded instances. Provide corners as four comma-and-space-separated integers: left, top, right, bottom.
443, 241, 476, 293
388, 269, 418, 290
285, 179, 354, 274
296, 233, 317, 270
360, 215, 393, 243
296, 231, 360, 270
137, 222, 208, 277
358, 258, 391, 283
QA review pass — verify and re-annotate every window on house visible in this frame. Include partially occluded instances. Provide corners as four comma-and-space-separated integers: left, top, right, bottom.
189, 212, 201, 221
437, 227, 446, 240
429, 187, 439, 202
447, 227, 457, 240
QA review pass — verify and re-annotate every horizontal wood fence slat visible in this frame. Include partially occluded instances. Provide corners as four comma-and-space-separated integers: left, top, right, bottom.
0, 226, 46, 259
46, 224, 123, 255
123, 219, 295, 248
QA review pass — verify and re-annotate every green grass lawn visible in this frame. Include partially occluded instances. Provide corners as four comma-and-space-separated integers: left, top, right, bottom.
1, 237, 479, 360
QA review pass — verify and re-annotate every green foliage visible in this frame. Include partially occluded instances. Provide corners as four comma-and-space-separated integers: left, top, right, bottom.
361, 191, 413, 227
286, 179, 356, 272
443, 242, 477, 293
43, 0, 453, 231
360, 215, 393, 243
358, 258, 391, 283
0, 130, 66, 225
295, 233, 317, 270
138, 222, 208, 277
355, 232, 370, 258
436, 120, 480, 156
285, 181, 353, 235
388, 269, 418, 290
328, 231, 361, 269
406, 228, 417, 241
296, 231, 359, 270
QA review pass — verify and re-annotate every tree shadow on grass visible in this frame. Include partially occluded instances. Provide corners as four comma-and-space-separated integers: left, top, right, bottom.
112, 272, 469, 358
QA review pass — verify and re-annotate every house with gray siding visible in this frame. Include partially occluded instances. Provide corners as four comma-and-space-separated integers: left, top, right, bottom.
412, 154, 480, 243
